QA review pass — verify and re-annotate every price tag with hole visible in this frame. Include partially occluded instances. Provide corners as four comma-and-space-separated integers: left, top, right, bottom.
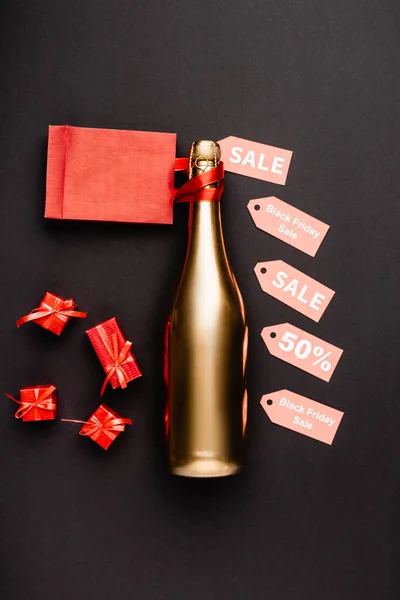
218, 136, 293, 185
254, 260, 335, 321
248, 197, 330, 256
260, 390, 344, 445
261, 323, 343, 382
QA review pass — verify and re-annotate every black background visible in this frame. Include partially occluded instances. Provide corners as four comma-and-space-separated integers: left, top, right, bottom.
0, 1, 399, 599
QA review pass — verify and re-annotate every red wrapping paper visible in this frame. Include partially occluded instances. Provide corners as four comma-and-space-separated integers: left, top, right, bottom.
45, 125, 177, 224
16, 291, 87, 335
86, 318, 142, 396
63, 404, 132, 450
6, 385, 57, 421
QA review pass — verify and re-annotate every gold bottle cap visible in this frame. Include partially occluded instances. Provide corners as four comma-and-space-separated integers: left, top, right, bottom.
189, 140, 221, 179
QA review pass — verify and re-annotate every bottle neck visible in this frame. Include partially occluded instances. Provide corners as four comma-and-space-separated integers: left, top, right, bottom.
187, 200, 223, 250
183, 200, 232, 280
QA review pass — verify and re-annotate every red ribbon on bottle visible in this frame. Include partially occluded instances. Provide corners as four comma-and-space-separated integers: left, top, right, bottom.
16, 292, 87, 334
174, 158, 189, 172
174, 161, 224, 203
6, 385, 57, 420
96, 326, 134, 397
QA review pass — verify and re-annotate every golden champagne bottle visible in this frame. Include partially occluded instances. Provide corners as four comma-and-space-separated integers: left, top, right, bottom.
165, 140, 248, 477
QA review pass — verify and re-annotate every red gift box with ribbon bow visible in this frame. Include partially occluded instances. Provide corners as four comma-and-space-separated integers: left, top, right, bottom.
6, 385, 57, 422
86, 317, 142, 396
63, 404, 132, 450
16, 291, 87, 335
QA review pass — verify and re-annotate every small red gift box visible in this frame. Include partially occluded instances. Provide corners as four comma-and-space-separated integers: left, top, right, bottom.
63, 404, 132, 450
16, 291, 87, 335
6, 385, 57, 421
86, 317, 142, 396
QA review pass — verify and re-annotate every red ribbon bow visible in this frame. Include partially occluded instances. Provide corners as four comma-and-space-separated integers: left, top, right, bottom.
62, 414, 132, 442
97, 325, 133, 396
6, 386, 57, 419
16, 296, 87, 327
80, 414, 132, 441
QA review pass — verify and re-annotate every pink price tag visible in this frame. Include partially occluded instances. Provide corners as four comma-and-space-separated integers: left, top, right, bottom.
260, 390, 344, 445
261, 323, 343, 382
218, 136, 293, 185
254, 260, 335, 322
248, 197, 330, 257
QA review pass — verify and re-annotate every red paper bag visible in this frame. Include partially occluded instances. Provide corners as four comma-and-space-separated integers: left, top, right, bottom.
45, 125, 176, 224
